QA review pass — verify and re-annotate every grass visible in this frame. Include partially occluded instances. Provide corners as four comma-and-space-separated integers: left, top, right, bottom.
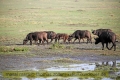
0, 1, 120, 75
2, 70, 109, 79
53, 58, 80, 63
0, 0, 120, 45
95, 65, 118, 72
49, 43, 65, 49
0, 46, 29, 53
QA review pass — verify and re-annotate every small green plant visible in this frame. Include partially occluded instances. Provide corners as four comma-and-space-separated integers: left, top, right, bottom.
95, 65, 118, 72
14, 47, 28, 51
49, 43, 65, 49
0, 46, 29, 52
66, 45, 73, 49
54, 58, 79, 63
116, 76, 120, 80
0, 46, 12, 52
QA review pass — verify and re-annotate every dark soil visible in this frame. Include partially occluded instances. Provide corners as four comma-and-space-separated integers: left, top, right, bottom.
0, 42, 120, 71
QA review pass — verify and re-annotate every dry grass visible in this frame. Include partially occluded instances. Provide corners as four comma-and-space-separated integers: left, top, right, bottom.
53, 58, 81, 63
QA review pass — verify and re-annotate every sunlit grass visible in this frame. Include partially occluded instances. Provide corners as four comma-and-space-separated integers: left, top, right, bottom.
0, 46, 29, 53
0, 0, 120, 44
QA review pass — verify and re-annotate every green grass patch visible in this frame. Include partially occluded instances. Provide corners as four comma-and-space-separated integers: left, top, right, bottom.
49, 43, 65, 49
0, 0, 120, 45
2, 70, 109, 79
95, 65, 118, 72
53, 58, 80, 63
14, 47, 29, 52
49, 43, 75, 50
0, 46, 29, 53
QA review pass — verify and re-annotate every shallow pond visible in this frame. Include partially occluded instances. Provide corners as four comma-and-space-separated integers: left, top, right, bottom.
2, 60, 120, 80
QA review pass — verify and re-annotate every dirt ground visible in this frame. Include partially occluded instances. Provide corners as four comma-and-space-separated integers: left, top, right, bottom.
0, 41, 120, 72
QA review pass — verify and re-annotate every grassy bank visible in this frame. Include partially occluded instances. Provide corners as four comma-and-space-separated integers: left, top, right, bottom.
0, 0, 120, 45
0, 46, 29, 53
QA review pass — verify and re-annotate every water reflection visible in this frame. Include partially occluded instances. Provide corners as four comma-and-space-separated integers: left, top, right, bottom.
45, 61, 118, 72
9, 60, 120, 80
96, 61, 117, 67
101, 61, 116, 67
22, 77, 50, 80
22, 77, 80, 80
3, 60, 120, 80
45, 63, 96, 71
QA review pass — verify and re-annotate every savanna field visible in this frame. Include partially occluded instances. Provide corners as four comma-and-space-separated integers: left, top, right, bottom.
0, 0, 120, 80
0, 0, 120, 44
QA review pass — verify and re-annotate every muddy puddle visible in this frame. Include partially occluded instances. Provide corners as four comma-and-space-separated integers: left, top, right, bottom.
45, 63, 96, 71
1, 60, 120, 80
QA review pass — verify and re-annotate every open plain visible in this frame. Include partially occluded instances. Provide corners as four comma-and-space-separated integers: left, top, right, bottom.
0, 0, 120, 80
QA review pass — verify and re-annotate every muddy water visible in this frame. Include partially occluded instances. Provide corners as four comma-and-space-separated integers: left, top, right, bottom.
0, 36, 120, 80
1, 60, 120, 80
45, 63, 96, 71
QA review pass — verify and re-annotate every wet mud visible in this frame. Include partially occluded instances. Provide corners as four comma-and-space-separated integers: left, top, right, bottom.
0, 42, 120, 80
